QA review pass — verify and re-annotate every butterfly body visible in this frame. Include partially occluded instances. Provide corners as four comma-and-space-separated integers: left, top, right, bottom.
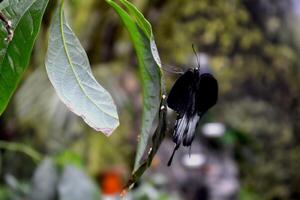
167, 68, 218, 166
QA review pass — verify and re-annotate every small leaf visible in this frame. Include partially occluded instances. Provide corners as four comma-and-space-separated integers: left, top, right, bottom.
45, 2, 119, 136
0, 0, 49, 115
106, 0, 163, 170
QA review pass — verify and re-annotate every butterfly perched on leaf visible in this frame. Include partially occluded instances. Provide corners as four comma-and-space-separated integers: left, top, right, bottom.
166, 50, 218, 166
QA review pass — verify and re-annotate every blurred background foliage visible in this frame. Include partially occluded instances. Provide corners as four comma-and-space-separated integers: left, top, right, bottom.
0, 0, 300, 199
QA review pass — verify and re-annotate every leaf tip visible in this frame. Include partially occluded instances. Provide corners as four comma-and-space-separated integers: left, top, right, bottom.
96, 126, 118, 137
81, 114, 119, 136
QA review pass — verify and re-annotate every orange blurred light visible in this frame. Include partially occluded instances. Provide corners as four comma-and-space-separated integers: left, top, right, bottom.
100, 171, 123, 195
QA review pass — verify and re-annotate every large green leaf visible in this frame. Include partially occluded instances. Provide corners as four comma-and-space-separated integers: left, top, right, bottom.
106, 0, 164, 171
0, 0, 49, 115
45, 1, 119, 136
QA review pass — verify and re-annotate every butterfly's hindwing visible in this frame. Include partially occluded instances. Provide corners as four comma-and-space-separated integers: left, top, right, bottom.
195, 73, 218, 114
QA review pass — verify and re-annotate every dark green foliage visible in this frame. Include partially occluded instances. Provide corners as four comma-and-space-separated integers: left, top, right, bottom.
0, 0, 49, 115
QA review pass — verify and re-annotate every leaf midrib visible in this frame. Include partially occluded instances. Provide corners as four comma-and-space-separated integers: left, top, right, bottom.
59, 8, 117, 120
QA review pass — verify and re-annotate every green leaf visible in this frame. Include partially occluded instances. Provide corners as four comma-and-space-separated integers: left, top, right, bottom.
0, 0, 49, 115
119, 0, 152, 39
106, 0, 163, 170
45, 2, 119, 136
118, 0, 162, 68
125, 98, 167, 189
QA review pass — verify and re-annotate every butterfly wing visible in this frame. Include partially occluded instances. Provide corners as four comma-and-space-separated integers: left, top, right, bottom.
167, 71, 218, 166
195, 73, 218, 114
167, 69, 194, 114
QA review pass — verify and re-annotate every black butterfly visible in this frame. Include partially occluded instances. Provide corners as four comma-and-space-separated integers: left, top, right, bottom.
167, 65, 218, 166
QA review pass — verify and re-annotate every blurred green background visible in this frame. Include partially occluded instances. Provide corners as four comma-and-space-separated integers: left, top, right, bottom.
1, 0, 300, 199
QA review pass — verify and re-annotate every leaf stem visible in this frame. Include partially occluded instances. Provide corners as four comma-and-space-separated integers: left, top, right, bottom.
0, 141, 42, 163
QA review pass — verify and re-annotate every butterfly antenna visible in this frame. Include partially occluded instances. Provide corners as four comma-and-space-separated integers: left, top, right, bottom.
192, 44, 201, 69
